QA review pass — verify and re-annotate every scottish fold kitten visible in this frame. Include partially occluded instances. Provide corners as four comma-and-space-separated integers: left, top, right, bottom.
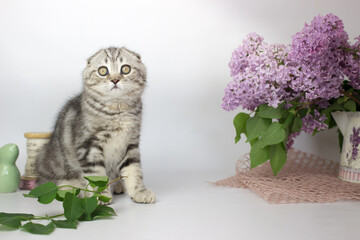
35, 47, 155, 204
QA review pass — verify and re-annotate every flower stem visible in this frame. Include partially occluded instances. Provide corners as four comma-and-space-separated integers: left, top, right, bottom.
107, 176, 125, 186
49, 213, 65, 219
32, 213, 64, 221
57, 185, 98, 194
340, 89, 360, 105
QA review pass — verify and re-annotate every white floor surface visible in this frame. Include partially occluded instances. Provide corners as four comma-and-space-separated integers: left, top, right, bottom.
1, 170, 360, 240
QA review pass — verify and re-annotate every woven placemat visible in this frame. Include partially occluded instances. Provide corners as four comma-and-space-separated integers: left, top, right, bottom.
213, 149, 360, 203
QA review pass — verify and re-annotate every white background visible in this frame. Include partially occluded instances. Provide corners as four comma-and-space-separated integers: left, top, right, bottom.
1, 1, 360, 239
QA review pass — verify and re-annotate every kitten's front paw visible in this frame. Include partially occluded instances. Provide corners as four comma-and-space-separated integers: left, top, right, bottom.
113, 181, 124, 194
132, 189, 156, 204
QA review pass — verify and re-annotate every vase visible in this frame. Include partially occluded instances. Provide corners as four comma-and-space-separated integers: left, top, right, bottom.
332, 111, 360, 183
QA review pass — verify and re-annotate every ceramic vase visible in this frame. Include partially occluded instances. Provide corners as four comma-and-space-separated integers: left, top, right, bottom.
332, 111, 360, 183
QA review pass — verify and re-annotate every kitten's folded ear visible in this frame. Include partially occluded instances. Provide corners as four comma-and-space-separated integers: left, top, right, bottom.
134, 53, 141, 61
122, 47, 142, 61
87, 49, 104, 65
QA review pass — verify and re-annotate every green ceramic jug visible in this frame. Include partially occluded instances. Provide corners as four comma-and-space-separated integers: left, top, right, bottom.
0, 143, 20, 193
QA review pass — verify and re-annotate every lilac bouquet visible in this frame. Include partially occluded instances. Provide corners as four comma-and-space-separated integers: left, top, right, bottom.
222, 14, 360, 175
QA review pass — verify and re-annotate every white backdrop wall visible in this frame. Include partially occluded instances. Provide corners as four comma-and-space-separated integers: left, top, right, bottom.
0, 0, 359, 176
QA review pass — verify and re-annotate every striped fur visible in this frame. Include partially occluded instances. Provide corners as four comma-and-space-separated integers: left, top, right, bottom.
35, 47, 155, 204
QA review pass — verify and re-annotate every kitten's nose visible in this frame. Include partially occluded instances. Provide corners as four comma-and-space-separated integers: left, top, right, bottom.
111, 79, 120, 85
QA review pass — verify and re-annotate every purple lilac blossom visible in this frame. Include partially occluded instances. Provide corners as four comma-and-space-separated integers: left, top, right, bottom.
286, 110, 327, 149
223, 14, 358, 112
223, 14, 360, 148
222, 33, 291, 111
286, 131, 301, 150
301, 110, 327, 134
288, 14, 349, 101
343, 35, 360, 89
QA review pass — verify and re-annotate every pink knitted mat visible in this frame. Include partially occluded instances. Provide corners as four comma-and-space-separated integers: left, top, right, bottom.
213, 149, 360, 203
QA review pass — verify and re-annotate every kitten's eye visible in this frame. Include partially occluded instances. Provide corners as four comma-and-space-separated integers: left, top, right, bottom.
98, 66, 108, 76
121, 65, 131, 75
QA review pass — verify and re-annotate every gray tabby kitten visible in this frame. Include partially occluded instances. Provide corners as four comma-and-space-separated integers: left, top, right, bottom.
35, 47, 155, 204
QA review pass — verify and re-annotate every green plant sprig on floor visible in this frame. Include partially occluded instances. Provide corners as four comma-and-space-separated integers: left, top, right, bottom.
0, 176, 120, 234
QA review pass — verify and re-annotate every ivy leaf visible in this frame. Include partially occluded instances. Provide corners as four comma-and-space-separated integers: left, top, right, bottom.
22, 222, 55, 235
91, 205, 116, 220
344, 100, 356, 112
24, 182, 58, 204
257, 122, 286, 149
250, 141, 269, 168
0, 212, 34, 220
96, 186, 108, 192
56, 190, 73, 202
79, 196, 98, 221
22, 194, 37, 198
245, 115, 272, 141
269, 143, 287, 176
0, 213, 34, 228
0, 217, 23, 228
233, 113, 250, 143
52, 219, 77, 229
257, 103, 286, 119
63, 193, 84, 221
98, 195, 112, 203
56, 189, 80, 202
84, 176, 109, 188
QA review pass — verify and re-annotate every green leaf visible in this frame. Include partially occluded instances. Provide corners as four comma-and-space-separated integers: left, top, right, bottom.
257, 104, 285, 119
96, 186, 108, 192
22, 194, 37, 198
245, 115, 272, 140
25, 182, 58, 204
22, 222, 55, 235
0, 212, 34, 220
56, 189, 80, 202
91, 205, 116, 220
257, 122, 286, 149
0, 213, 34, 228
269, 143, 287, 176
233, 113, 250, 143
323, 102, 347, 115
84, 176, 109, 188
322, 102, 347, 127
56, 190, 73, 201
344, 100, 356, 112
98, 195, 112, 203
248, 137, 258, 146
79, 196, 98, 221
280, 114, 294, 128
0, 217, 22, 228
297, 108, 308, 118
63, 193, 84, 221
337, 97, 346, 104
52, 219, 77, 229
250, 141, 270, 168
292, 116, 302, 132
